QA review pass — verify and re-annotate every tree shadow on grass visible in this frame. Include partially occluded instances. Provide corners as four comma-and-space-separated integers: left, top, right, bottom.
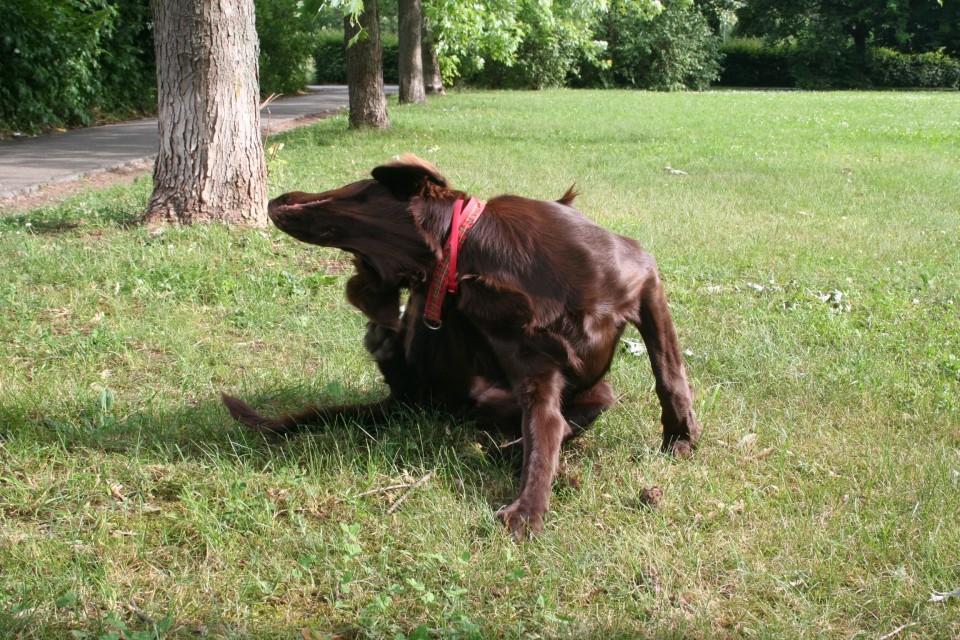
0, 183, 147, 233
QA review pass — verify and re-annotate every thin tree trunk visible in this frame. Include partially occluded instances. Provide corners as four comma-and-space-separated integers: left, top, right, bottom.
422, 15, 445, 95
398, 0, 426, 104
146, 0, 267, 226
345, 0, 391, 129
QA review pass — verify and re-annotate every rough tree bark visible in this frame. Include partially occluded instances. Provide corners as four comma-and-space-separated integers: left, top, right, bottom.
146, 0, 268, 226
422, 15, 445, 95
398, 0, 426, 104
345, 0, 391, 129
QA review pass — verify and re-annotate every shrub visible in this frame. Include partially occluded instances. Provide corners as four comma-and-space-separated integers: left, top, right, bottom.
718, 38, 796, 87
868, 47, 960, 89
96, 0, 156, 116
605, 1, 722, 91
790, 29, 872, 89
256, 0, 320, 95
0, 0, 118, 132
460, 2, 594, 90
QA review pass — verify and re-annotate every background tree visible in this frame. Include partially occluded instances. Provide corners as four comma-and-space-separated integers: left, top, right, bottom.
398, 0, 427, 103
421, 16, 445, 94
345, 0, 391, 129
146, 0, 267, 225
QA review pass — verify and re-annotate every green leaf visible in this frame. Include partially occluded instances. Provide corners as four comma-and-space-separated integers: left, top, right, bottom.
56, 590, 78, 609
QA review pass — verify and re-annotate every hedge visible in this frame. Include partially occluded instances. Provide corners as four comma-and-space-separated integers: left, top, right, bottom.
718, 38, 796, 87
868, 47, 960, 89
718, 38, 960, 89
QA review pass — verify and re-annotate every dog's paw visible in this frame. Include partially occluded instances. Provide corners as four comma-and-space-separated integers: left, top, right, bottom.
661, 429, 700, 459
496, 500, 545, 540
363, 322, 400, 362
663, 438, 696, 458
662, 414, 702, 459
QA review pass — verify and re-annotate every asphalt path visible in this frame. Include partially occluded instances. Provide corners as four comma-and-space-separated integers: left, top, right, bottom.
0, 85, 366, 198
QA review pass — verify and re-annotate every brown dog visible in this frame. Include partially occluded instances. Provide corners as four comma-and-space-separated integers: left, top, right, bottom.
222, 154, 701, 538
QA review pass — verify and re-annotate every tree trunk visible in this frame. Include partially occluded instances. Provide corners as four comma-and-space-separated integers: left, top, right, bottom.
421, 15, 445, 95
851, 19, 869, 60
345, 0, 391, 129
146, 0, 268, 226
398, 0, 426, 104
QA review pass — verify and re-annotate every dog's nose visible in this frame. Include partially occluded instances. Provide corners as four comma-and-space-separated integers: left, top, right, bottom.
267, 194, 296, 224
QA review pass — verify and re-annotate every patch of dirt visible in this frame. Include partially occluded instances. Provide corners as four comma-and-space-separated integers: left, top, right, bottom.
0, 111, 339, 216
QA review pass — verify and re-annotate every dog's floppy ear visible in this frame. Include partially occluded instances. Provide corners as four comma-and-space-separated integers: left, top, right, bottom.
371, 154, 448, 199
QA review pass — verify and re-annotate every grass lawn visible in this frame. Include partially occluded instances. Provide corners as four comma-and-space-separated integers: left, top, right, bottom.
1, 89, 958, 639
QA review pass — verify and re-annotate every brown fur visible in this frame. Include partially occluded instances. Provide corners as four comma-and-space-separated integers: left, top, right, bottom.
222, 154, 702, 538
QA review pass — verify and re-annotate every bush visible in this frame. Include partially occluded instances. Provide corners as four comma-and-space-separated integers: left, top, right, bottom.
718, 38, 796, 87
0, 0, 323, 134
0, 0, 156, 134
96, 0, 156, 115
313, 32, 399, 85
459, 2, 593, 90
868, 48, 960, 89
790, 29, 872, 89
256, 0, 320, 95
604, 1, 722, 91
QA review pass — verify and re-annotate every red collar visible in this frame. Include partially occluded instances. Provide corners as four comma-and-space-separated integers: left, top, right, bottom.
423, 197, 486, 329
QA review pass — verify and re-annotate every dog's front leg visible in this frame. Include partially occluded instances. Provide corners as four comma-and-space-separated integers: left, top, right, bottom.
363, 321, 419, 402
496, 371, 566, 539
346, 260, 402, 329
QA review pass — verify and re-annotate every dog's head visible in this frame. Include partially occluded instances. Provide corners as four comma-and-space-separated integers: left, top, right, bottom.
268, 155, 460, 326
268, 155, 456, 285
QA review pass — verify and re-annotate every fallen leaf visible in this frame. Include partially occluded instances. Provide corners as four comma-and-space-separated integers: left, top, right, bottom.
930, 588, 960, 603
737, 433, 758, 449
752, 447, 775, 460
109, 483, 127, 502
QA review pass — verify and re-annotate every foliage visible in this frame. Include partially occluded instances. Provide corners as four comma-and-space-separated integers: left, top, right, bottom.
735, 0, 960, 83
601, 0, 723, 91
313, 31, 400, 85
2, 90, 959, 638
92, 0, 156, 116
466, 0, 604, 89
424, 0, 525, 84
789, 25, 873, 89
0, 0, 326, 134
868, 47, 960, 89
719, 37, 960, 89
717, 37, 795, 87
0, 0, 136, 133
256, 0, 322, 95
896, 0, 960, 57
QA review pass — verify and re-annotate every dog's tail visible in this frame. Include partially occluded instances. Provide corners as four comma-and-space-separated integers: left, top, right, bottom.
557, 185, 579, 206
220, 392, 394, 436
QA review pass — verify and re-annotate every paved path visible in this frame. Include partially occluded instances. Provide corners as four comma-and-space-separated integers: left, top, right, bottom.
0, 86, 363, 198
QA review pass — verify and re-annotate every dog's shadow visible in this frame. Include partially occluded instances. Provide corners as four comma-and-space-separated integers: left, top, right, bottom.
2, 387, 546, 521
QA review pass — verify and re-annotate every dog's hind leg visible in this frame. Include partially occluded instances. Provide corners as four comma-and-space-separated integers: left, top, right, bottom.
630, 262, 702, 457
562, 380, 615, 440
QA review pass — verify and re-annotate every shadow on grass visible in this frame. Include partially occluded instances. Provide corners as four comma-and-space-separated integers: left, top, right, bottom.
0, 185, 147, 233
0, 386, 525, 508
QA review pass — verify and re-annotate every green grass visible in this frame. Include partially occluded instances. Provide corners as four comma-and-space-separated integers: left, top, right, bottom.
1, 89, 959, 639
